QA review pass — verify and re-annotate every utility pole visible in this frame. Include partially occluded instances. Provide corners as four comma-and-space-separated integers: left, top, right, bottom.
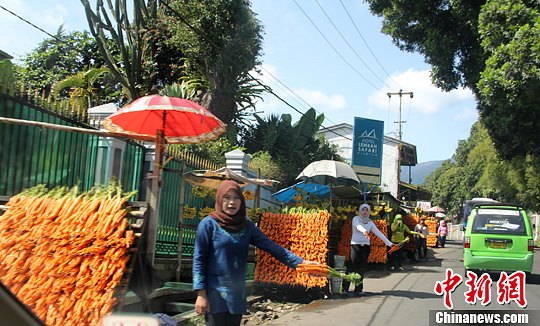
387, 89, 413, 200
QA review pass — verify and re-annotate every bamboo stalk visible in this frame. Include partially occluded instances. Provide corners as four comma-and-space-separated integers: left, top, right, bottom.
0, 116, 153, 141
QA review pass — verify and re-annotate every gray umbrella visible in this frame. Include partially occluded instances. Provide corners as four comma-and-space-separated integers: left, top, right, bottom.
296, 160, 360, 187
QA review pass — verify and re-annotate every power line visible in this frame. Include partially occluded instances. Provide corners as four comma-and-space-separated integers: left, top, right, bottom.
258, 65, 347, 129
253, 78, 353, 141
6, 0, 357, 147
291, 0, 382, 91
0, 5, 59, 41
338, 0, 402, 90
314, 0, 393, 90
159, 0, 355, 142
258, 66, 311, 110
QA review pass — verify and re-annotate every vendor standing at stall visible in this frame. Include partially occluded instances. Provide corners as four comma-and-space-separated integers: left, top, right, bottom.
390, 214, 419, 270
342, 203, 393, 296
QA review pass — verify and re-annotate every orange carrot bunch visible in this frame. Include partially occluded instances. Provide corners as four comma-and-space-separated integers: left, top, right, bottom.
402, 214, 419, 251
366, 220, 389, 263
424, 220, 438, 247
337, 219, 352, 259
0, 184, 137, 326
255, 208, 329, 289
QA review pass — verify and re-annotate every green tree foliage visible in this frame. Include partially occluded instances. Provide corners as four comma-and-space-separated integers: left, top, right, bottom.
15, 29, 111, 95
248, 151, 287, 185
366, 0, 486, 92
240, 109, 341, 185
81, 0, 159, 100
365, 0, 540, 160
171, 137, 240, 167
477, 0, 540, 159
0, 59, 15, 94
52, 66, 111, 116
166, 0, 266, 125
425, 122, 540, 217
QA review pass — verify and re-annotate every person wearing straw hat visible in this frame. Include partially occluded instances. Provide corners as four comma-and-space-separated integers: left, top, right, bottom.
342, 203, 393, 296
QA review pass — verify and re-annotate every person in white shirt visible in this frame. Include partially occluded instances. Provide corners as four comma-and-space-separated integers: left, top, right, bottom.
414, 218, 429, 259
342, 203, 393, 296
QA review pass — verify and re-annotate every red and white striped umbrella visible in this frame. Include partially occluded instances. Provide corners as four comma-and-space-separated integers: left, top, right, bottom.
101, 95, 226, 144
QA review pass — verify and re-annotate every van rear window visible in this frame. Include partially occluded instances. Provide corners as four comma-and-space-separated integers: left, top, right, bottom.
471, 210, 526, 235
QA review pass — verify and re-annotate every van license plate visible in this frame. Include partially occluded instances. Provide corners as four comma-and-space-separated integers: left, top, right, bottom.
489, 242, 507, 249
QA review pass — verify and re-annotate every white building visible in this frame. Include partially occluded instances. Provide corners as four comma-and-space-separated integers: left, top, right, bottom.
317, 123, 418, 200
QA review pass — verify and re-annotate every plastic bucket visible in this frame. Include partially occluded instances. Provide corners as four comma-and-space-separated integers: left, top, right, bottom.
334, 255, 346, 269
330, 277, 342, 294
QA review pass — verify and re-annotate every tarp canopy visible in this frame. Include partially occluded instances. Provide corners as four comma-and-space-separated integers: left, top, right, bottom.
272, 181, 330, 203
184, 167, 279, 189
426, 205, 445, 213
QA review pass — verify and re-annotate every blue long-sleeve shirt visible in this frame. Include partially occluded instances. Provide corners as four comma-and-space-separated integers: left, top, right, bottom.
192, 216, 302, 314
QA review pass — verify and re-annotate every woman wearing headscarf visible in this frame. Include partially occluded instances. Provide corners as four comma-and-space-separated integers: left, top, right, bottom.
342, 203, 393, 296
193, 180, 320, 326
390, 214, 418, 271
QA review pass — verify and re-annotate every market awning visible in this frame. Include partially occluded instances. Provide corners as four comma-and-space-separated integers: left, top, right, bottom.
184, 167, 279, 189
272, 181, 330, 203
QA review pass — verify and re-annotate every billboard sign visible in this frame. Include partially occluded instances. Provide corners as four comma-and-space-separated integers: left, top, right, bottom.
352, 117, 384, 185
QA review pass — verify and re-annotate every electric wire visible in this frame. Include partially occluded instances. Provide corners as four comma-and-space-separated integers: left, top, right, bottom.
291, 0, 382, 91
315, 0, 393, 90
0, 5, 59, 41
158, 0, 355, 141
258, 65, 347, 129
258, 65, 312, 111
338, 0, 402, 90
4, 0, 357, 148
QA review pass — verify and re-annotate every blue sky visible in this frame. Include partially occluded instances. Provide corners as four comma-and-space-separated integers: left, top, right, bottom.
0, 0, 478, 163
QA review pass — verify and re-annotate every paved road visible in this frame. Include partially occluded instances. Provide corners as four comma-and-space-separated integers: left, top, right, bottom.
268, 241, 540, 326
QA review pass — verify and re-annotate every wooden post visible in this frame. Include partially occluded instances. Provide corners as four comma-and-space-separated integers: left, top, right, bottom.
147, 130, 165, 266
176, 161, 186, 282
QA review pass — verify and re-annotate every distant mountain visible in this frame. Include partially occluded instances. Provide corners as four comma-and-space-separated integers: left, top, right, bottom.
401, 160, 446, 185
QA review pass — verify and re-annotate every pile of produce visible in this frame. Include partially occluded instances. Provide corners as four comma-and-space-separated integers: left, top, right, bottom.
337, 218, 352, 260
337, 218, 389, 264
255, 208, 329, 288
0, 185, 137, 326
296, 263, 362, 285
407, 213, 438, 247
425, 219, 438, 247
402, 214, 419, 251
367, 220, 389, 263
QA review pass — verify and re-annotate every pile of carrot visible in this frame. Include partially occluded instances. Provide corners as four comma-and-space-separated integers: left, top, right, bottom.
296, 263, 362, 285
337, 218, 389, 264
337, 219, 352, 259
0, 184, 136, 326
366, 219, 389, 263
425, 220, 438, 247
402, 214, 419, 251
254, 208, 329, 288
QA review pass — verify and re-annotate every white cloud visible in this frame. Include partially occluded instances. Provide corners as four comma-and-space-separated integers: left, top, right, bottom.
41, 4, 69, 30
453, 106, 478, 121
368, 69, 475, 115
293, 88, 347, 111
253, 64, 348, 117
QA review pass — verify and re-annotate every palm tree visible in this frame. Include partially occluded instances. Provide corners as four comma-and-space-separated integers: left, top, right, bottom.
52, 66, 110, 118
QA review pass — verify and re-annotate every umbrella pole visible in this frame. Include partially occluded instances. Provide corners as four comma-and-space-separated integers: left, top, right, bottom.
176, 162, 186, 282
147, 130, 165, 267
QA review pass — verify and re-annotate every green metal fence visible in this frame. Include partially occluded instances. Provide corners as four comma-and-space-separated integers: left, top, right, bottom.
156, 149, 221, 257
0, 92, 224, 259
0, 94, 145, 198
